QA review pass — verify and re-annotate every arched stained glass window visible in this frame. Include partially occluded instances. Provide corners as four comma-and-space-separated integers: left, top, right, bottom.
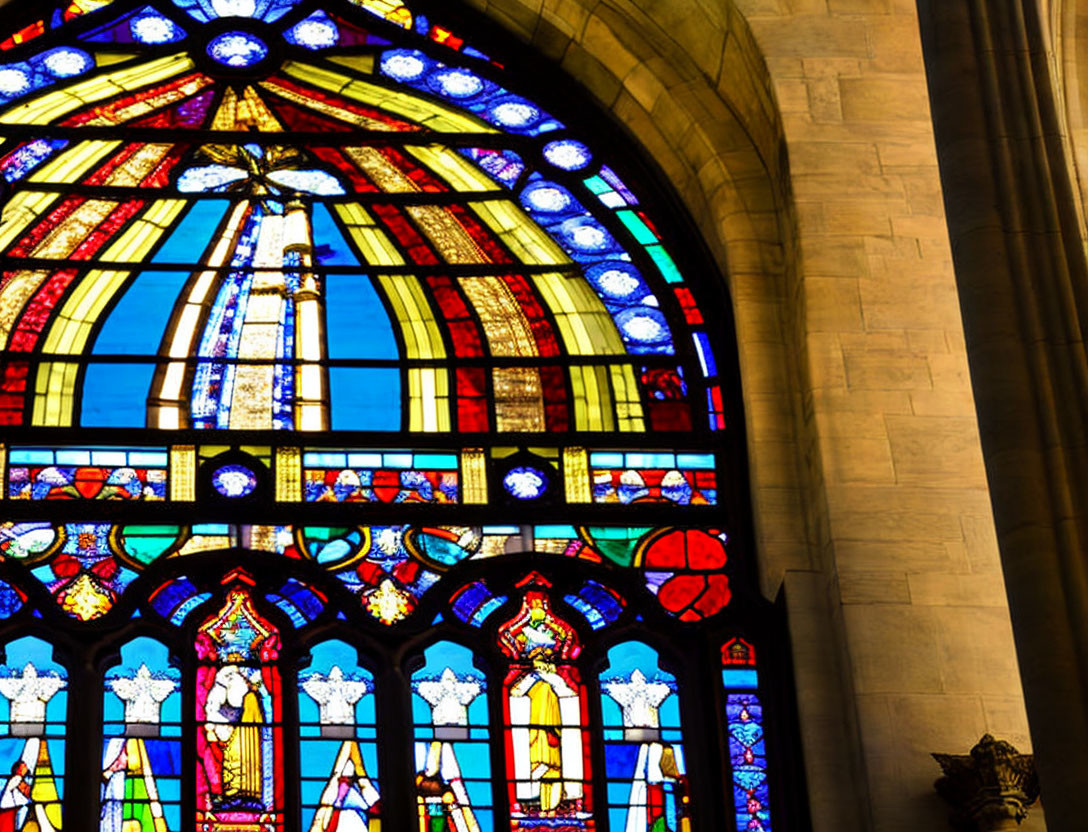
0, 0, 793, 830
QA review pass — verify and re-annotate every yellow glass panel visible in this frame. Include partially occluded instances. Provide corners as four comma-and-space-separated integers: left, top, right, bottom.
327, 55, 376, 75
492, 367, 545, 432
407, 145, 499, 192
260, 76, 406, 131
459, 277, 537, 356
563, 447, 592, 503
348, 0, 412, 27
0, 192, 59, 254
99, 199, 187, 262
407, 367, 450, 432
1, 53, 193, 125
569, 365, 615, 432
41, 270, 129, 354
28, 139, 119, 184
94, 51, 140, 68
343, 146, 418, 192
0, 270, 49, 349
406, 205, 490, 264
533, 273, 624, 356
103, 143, 174, 187
376, 274, 445, 359
333, 204, 404, 265
29, 199, 117, 260
462, 448, 488, 504
170, 445, 196, 501
32, 362, 79, 426
212, 85, 282, 132
80, 74, 211, 126
470, 201, 568, 264
281, 62, 497, 133
609, 364, 646, 432
275, 447, 303, 502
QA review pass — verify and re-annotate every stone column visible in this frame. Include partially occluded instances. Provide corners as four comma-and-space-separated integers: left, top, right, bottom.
916, 0, 1088, 824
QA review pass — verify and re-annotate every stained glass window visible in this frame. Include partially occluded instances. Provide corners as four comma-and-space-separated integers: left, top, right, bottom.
0, 0, 788, 828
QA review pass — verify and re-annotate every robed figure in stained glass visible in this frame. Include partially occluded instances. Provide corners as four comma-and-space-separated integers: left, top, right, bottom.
498, 583, 593, 830
194, 588, 283, 832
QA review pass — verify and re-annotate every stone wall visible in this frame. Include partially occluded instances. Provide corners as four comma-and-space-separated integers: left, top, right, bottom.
461, 1, 1041, 830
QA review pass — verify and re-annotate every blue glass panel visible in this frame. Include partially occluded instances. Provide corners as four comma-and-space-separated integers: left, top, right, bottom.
152, 201, 231, 264
325, 276, 398, 359
310, 204, 359, 266
284, 10, 339, 50
721, 669, 759, 690
81, 364, 155, 427
92, 272, 187, 355
329, 368, 400, 430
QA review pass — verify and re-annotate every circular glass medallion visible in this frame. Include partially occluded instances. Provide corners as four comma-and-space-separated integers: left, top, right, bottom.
0, 68, 30, 98
503, 467, 549, 501
381, 49, 428, 82
543, 139, 592, 170
488, 99, 539, 128
211, 464, 258, 498
131, 13, 184, 45
42, 48, 93, 78
430, 68, 484, 99
207, 31, 269, 68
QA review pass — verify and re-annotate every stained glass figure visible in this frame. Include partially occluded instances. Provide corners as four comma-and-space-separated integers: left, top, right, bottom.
497, 581, 592, 830
194, 588, 283, 832
0, 637, 66, 832
102, 637, 181, 832
600, 642, 689, 832
298, 640, 379, 832
411, 641, 491, 832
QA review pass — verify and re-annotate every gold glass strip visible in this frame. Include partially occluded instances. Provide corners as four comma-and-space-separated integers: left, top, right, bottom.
169, 445, 196, 501
461, 448, 488, 505
275, 446, 302, 502
563, 447, 592, 503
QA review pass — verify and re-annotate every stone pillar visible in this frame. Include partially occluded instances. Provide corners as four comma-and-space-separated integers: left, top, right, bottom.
933, 734, 1039, 832
916, 0, 1088, 824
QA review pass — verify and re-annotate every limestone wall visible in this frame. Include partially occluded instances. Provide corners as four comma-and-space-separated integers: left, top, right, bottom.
463, 1, 1041, 830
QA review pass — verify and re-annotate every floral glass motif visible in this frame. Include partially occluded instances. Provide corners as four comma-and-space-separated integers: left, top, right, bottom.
600, 642, 689, 832
102, 637, 182, 832
298, 640, 379, 832
195, 588, 284, 832
0, 637, 67, 832
412, 641, 492, 832
497, 580, 593, 830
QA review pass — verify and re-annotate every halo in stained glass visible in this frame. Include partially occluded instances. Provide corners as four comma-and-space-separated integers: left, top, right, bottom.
502, 467, 549, 501
543, 139, 592, 171
211, 464, 258, 498
206, 31, 269, 66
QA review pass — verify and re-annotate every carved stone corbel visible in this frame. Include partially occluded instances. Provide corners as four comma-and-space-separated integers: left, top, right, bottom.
933, 734, 1040, 831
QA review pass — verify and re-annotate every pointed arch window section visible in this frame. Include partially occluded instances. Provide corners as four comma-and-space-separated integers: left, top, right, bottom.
102, 636, 182, 832
298, 639, 380, 832
0, 636, 66, 832
411, 639, 491, 832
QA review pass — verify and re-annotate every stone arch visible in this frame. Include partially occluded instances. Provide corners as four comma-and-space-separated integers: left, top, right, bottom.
458, 2, 866, 829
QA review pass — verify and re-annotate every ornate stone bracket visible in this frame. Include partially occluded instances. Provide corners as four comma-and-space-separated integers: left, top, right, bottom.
933, 734, 1040, 831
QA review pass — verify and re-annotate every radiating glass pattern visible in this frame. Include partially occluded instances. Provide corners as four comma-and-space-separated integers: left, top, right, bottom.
0, 0, 768, 829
